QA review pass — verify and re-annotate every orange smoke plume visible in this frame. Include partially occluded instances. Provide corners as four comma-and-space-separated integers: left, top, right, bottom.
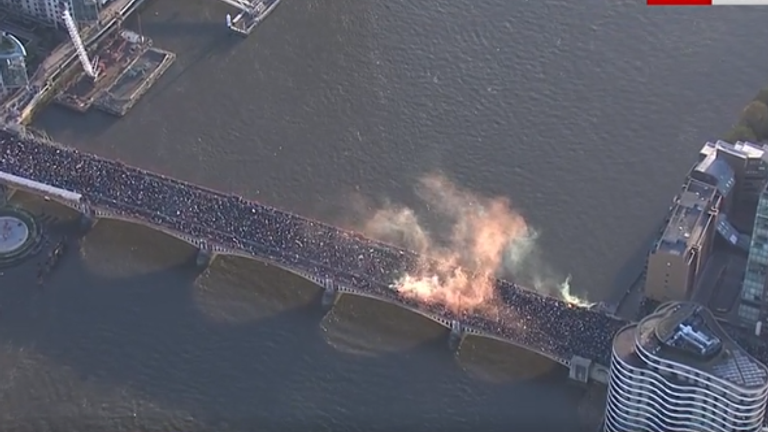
359, 174, 530, 314
356, 174, 594, 314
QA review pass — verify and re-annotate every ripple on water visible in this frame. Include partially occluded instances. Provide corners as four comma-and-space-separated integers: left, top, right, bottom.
0, 342, 203, 432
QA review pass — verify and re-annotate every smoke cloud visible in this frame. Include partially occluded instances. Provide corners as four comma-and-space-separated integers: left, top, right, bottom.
356, 174, 592, 314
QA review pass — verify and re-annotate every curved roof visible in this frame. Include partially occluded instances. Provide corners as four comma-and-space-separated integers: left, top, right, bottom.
615, 301, 768, 390
0, 32, 26, 59
692, 153, 736, 196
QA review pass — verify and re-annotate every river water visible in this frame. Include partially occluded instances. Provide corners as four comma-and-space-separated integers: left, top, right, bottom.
0, 0, 765, 430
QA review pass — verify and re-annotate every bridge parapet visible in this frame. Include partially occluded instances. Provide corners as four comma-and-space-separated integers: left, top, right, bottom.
84, 205, 230, 256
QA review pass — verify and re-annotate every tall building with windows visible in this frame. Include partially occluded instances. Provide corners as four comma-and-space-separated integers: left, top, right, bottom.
0, 32, 28, 91
0, 0, 106, 26
700, 140, 768, 207
605, 302, 768, 432
739, 182, 768, 327
644, 159, 731, 302
644, 140, 768, 305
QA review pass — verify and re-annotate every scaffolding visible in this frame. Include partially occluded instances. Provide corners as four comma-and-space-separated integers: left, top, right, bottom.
62, 9, 98, 80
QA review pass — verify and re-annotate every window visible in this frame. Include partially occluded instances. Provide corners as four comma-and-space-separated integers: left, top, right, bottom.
739, 303, 761, 323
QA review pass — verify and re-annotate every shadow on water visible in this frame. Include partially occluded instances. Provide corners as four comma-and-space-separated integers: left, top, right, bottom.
139, 21, 224, 39
606, 226, 658, 311
141, 33, 244, 105
0, 216, 584, 431
33, 107, 121, 142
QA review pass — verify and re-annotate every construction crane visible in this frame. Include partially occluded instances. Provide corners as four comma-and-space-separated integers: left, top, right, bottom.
61, 9, 98, 80
216, 0, 254, 13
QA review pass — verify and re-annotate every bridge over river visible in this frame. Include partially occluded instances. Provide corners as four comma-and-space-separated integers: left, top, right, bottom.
0, 126, 667, 384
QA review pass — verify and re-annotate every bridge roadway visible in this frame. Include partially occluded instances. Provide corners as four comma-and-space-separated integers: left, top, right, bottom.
0, 127, 630, 380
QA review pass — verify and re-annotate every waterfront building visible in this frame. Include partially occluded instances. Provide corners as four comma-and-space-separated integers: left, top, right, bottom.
643, 139, 754, 304
0, 0, 107, 26
605, 302, 768, 432
700, 140, 768, 206
0, 32, 27, 91
687, 140, 768, 330
644, 163, 730, 303
739, 181, 768, 327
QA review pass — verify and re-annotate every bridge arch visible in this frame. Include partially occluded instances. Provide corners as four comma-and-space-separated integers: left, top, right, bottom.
456, 326, 569, 366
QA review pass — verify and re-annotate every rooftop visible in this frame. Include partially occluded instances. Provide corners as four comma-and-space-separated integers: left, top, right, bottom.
654, 302, 722, 357
614, 302, 768, 389
692, 153, 736, 196
657, 178, 717, 255
0, 32, 25, 59
701, 140, 768, 162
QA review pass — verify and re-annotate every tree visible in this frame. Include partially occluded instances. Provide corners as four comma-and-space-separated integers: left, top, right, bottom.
724, 124, 757, 143
741, 100, 768, 140
755, 87, 768, 106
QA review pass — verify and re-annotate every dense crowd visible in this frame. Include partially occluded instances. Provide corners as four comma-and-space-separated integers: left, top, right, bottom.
0, 130, 629, 365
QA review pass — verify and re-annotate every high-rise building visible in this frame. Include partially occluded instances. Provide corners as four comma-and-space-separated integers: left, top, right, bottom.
605, 302, 768, 432
644, 169, 728, 303
0, 32, 28, 91
0, 0, 105, 26
643, 140, 764, 304
739, 182, 768, 327
700, 140, 768, 207
694, 140, 768, 330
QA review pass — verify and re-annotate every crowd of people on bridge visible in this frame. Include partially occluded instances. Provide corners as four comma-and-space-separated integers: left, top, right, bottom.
1, 129, 747, 366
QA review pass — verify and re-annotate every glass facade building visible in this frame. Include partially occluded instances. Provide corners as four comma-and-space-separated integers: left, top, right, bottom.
0, 32, 27, 91
605, 302, 768, 432
739, 183, 768, 326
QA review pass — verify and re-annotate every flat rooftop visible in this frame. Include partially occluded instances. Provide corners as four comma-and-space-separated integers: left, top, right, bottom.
656, 178, 717, 256
701, 140, 768, 162
614, 302, 768, 389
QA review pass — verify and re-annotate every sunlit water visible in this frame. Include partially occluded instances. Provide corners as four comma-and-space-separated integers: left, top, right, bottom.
10, 0, 768, 429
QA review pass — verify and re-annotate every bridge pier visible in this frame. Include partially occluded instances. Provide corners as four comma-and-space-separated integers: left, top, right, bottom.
568, 356, 592, 384
78, 206, 98, 232
567, 356, 609, 385
448, 320, 465, 353
321, 278, 341, 311
195, 243, 215, 269
0, 185, 15, 206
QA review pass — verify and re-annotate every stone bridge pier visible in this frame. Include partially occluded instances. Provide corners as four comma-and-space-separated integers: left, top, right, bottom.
448, 320, 465, 353
78, 204, 98, 232
321, 278, 341, 311
195, 242, 215, 269
568, 355, 609, 385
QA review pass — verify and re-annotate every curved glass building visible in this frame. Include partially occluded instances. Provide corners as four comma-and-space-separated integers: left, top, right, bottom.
605, 302, 768, 432
0, 32, 28, 91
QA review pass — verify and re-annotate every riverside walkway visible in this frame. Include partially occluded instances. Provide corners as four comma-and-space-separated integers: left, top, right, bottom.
0, 127, 645, 381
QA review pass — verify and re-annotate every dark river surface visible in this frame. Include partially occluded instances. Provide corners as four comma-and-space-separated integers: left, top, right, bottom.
0, 0, 765, 430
